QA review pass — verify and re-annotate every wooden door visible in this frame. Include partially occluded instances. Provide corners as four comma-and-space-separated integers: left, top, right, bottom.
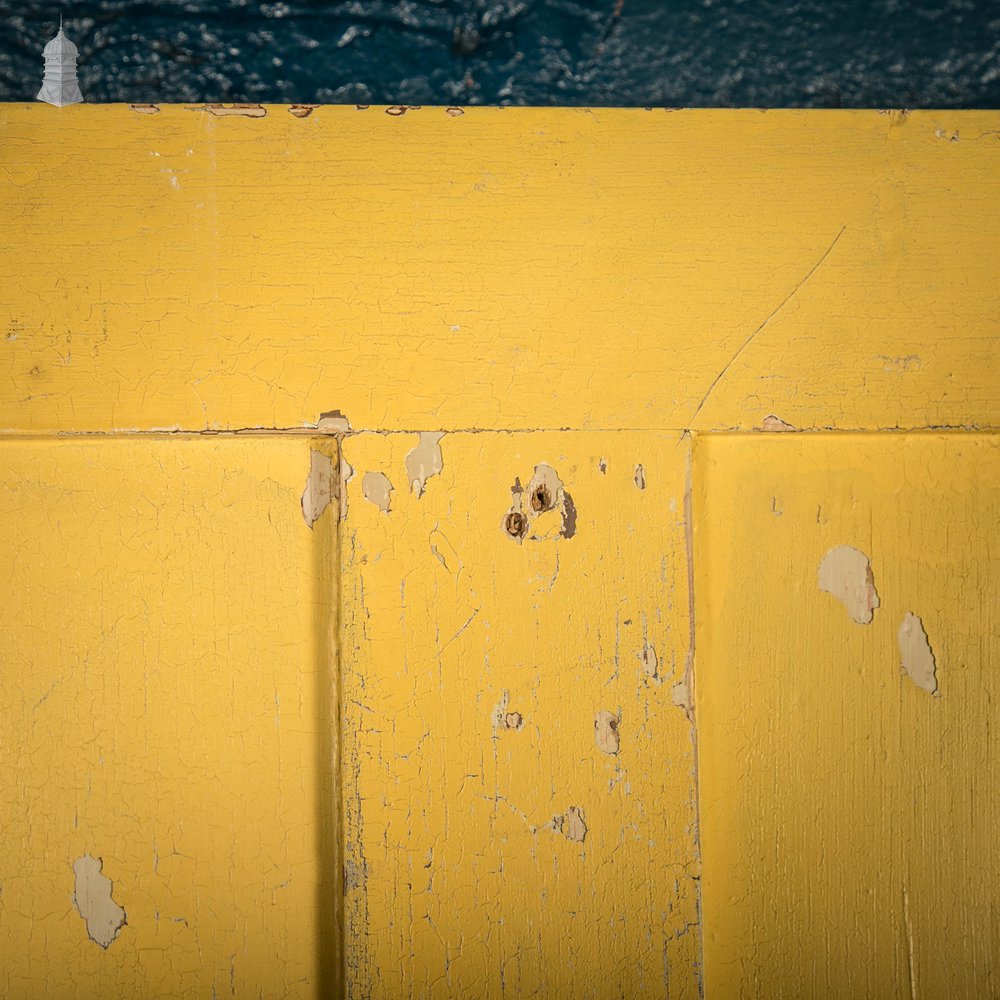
2, 103, 998, 998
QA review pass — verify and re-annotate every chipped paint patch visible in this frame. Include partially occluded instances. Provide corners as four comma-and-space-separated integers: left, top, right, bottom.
445, 106, 465, 116
405, 432, 444, 497
73, 855, 126, 949
317, 409, 351, 433
362, 471, 393, 513
671, 676, 693, 714
557, 806, 588, 843
640, 641, 659, 680
339, 453, 354, 520
129, 103, 159, 114
761, 414, 796, 432
289, 104, 319, 118
899, 612, 939, 695
634, 464, 647, 489
301, 449, 335, 528
187, 103, 267, 118
818, 545, 880, 624
594, 710, 620, 754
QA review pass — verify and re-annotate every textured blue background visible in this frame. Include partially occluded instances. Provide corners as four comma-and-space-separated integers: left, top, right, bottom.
3, 0, 1000, 106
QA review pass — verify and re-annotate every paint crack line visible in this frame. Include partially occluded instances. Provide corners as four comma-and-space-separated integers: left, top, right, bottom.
687, 224, 847, 427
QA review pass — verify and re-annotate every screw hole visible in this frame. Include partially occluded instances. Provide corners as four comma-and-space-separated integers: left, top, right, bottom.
531, 486, 552, 512
504, 511, 526, 538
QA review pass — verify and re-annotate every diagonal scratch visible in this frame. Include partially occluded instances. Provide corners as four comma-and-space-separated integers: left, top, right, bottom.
437, 607, 481, 657
688, 224, 847, 427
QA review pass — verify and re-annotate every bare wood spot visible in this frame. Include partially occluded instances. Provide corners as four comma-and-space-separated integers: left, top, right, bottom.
187, 103, 267, 118
317, 409, 351, 433
405, 432, 445, 497
818, 545, 880, 624
671, 677, 693, 713
761, 414, 796, 432
899, 612, 939, 695
558, 806, 587, 843
301, 450, 335, 528
640, 641, 658, 679
594, 710, 620, 754
73, 855, 126, 949
362, 471, 393, 513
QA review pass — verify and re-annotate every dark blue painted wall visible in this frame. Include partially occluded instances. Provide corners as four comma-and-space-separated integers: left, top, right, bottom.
3, 0, 999, 106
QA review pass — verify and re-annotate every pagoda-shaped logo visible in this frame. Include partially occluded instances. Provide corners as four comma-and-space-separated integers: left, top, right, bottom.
37, 19, 83, 107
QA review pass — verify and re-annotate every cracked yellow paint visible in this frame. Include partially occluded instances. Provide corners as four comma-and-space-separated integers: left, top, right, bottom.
2, 104, 999, 999
695, 434, 1000, 998
340, 431, 699, 998
2, 106, 1000, 434
0, 438, 340, 998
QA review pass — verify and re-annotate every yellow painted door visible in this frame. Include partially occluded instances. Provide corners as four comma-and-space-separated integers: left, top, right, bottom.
3, 103, 1000, 999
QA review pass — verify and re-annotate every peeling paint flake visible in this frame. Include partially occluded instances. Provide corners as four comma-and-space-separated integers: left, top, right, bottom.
761, 414, 796, 432
339, 454, 354, 520
301, 449, 335, 528
899, 612, 939, 695
73, 855, 126, 949
640, 641, 659, 680
634, 464, 646, 489
129, 103, 160, 114
317, 409, 351, 433
362, 471, 393, 513
557, 806, 588, 843
405, 432, 444, 497
595, 709, 620, 754
187, 103, 267, 118
671, 676, 693, 714
818, 545, 880, 624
